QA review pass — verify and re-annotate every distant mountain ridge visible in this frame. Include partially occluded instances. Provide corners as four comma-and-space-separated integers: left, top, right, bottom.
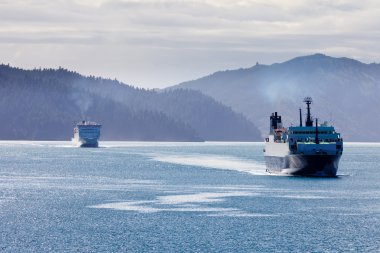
170, 54, 380, 141
0, 64, 261, 141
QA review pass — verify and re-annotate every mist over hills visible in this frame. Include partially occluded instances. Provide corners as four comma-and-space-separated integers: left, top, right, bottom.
171, 54, 380, 141
0, 64, 261, 141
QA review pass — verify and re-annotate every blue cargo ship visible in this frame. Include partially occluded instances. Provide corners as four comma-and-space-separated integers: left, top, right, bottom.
72, 121, 101, 147
263, 97, 343, 177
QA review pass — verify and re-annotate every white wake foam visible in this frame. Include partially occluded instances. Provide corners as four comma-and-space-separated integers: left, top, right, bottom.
150, 153, 268, 176
157, 191, 256, 205
89, 191, 275, 217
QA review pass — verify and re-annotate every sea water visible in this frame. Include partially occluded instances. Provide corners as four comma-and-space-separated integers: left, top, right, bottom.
0, 141, 379, 252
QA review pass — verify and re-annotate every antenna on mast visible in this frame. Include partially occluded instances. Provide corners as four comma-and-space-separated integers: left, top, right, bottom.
304, 97, 313, 127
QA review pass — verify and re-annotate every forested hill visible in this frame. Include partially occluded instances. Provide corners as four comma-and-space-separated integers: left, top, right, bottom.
0, 64, 261, 141
171, 54, 380, 141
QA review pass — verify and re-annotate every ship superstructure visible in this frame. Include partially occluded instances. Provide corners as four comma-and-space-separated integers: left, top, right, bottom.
264, 97, 343, 177
72, 121, 101, 147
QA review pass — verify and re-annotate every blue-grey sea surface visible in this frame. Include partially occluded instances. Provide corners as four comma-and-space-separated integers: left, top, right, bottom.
0, 141, 379, 252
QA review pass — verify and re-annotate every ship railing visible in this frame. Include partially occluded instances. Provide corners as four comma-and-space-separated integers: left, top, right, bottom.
296, 138, 341, 144
77, 121, 101, 126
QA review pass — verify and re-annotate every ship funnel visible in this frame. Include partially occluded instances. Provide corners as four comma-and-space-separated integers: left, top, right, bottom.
299, 108, 303, 127
269, 111, 282, 134
304, 97, 313, 127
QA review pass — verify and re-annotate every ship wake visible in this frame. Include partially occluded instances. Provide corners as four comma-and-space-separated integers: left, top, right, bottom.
149, 153, 268, 176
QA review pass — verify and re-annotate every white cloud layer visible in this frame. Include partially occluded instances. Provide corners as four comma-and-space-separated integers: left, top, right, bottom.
1, 0, 379, 87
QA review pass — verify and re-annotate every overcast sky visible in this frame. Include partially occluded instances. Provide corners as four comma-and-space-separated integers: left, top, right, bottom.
1, 0, 379, 88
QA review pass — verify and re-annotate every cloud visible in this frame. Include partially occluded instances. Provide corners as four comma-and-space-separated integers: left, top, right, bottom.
0, 0, 379, 87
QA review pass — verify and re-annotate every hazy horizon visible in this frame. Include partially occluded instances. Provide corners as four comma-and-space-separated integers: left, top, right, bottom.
1, 0, 380, 88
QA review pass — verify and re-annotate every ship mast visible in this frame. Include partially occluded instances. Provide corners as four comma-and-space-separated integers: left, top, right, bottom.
315, 118, 319, 144
304, 97, 313, 127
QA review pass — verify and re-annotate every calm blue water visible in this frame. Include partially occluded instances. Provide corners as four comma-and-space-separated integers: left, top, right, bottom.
0, 141, 379, 252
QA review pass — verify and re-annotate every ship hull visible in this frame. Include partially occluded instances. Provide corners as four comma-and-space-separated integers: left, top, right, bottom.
72, 138, 99, 148
265, 154, 341, 177
79, 141, 99, 148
